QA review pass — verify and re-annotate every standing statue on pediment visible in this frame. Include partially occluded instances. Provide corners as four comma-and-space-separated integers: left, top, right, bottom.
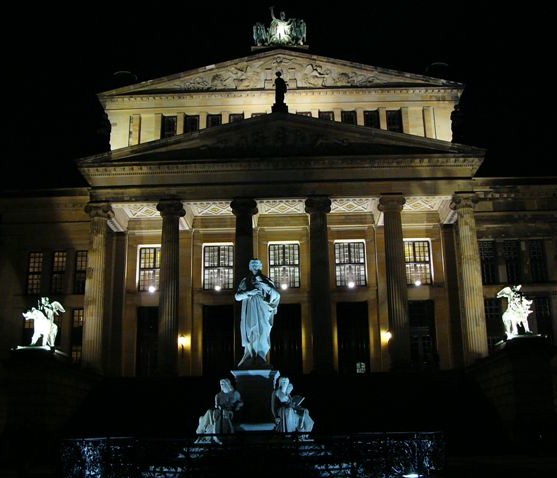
253, 22, 268, 46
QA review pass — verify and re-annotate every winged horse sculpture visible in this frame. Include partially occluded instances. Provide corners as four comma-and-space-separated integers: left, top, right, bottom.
22, 297, 65, 347
496, 285, 532, 338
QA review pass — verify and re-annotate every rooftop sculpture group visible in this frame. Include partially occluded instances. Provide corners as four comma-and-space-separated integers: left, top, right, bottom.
253, 7, 307, 47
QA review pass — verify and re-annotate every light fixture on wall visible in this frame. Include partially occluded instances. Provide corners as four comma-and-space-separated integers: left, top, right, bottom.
346, 265, 356, 288
148, 284, 156, 293
412, 264, 422, 287
214, 268, 223, 291
177, 334, 190, 358
279, 266, 289, 290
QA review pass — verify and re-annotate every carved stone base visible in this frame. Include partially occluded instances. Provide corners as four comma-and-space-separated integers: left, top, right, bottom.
231, 369, 280, 428
272, 103, 288, 113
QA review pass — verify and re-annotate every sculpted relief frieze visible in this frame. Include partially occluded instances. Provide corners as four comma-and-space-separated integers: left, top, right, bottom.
168, 56, 418, 92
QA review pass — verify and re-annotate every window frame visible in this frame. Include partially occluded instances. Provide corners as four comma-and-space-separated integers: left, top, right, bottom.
334, 240, 367, 287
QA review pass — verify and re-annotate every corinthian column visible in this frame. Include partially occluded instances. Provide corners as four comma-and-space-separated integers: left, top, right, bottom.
82, 202, 114, 373
305, 196, 334, 374
379, 194, 411, 370
231, 198, 258, 364
451, 193, 488, 364
156, 199, 186, 377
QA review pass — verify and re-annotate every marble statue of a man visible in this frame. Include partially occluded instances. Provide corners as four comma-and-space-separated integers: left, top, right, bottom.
235, 259, 280, 368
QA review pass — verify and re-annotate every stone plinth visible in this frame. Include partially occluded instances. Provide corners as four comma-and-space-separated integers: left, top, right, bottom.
467, 334, 557, 451
231, 369, 279, 430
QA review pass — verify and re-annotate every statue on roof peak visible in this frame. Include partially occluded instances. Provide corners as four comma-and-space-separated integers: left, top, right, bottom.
253, 6, 307, 48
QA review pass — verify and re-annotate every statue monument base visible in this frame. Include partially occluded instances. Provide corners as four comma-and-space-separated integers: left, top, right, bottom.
231, 369, 279, 430
272, 103, 288, 113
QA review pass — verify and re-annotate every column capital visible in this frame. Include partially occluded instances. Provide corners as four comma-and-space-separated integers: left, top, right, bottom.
230, 198, 258, 216
157, 199, 186, 218
378, 194, 406, 212
85, 202, 114, 220
304, 196, 331, 214
450, 192, 479, 211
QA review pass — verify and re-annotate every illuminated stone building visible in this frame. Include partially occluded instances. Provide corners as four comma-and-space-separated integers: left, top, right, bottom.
1, 42, 556, 382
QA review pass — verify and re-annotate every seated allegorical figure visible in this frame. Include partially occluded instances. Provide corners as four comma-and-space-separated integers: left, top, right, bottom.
272, 376, 314, 434
196, 378, 243, 444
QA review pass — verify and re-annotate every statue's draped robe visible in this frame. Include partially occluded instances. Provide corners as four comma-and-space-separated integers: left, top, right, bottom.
235, 275, 280, 362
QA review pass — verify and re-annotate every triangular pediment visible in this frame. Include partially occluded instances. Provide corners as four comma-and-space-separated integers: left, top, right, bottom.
77, 113, 484, 189
80, 112, 481, 164
99, 49, 461, 97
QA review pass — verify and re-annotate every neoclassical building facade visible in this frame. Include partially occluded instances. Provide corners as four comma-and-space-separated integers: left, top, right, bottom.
1, 47, 556, 379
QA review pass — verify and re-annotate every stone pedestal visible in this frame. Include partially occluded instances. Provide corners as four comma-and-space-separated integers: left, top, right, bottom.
1, 347, 101, 475
467, 334, 557, 451
231, 369, 279, 430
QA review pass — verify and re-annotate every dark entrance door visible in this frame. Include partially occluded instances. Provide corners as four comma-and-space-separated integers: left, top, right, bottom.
337, 301, 370, 375
270, 303, 302, 376
409, 300, 438, 370
203, 305, 234, 377
136, 306, 158, 377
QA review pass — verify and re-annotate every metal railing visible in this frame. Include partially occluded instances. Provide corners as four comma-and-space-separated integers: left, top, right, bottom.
60, 431, 444, 478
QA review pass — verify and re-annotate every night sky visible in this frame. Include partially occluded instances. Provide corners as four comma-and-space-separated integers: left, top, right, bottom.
5, 2, 553, 190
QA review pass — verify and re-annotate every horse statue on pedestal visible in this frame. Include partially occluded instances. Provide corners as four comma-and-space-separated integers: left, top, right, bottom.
496, 285, 533, 338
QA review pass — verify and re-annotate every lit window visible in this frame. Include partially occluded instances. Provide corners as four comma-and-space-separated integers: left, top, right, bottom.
296, 111, 311, 117
71, 308, 84, 364
50, 250, 67, 294
203, 244, 234, 291
334, 241, 366, 287
404, 240, 432, 286
73, 251, 88, 294
138, 247, 161, 292
26, 251, 44, 294
269, 243, 300, 290
161, 115, 177, 138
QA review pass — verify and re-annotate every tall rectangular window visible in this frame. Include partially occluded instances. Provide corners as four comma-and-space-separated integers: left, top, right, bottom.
527, 240, 548, 282
533, 296, 553, 343
161, 115, 177, 138
203, 244, 234, 290
404, 240, 432, 286
334, 241, 366, 287
318, 111, 334, 121
479, 240, 499, 284
207, 114, 222, 128
503, 240, 522, 284
269, 243, 300, 289
340, 111, 356, 125
184, 115, 200, 133
138, 247, 161, 292
73, 251, 88, 294
26, 251, 44, 294
363, 110, 380, 128
229, 113, 244, 123
71, 308, 84, 364
484, 298, 504, 352
387, 109, 403, 132
50, 250, 67, 294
